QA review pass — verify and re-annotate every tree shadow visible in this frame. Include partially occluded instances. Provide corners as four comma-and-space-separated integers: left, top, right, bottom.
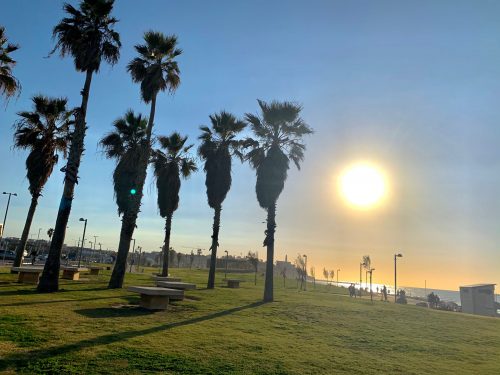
0, 294, 137, 308
75, 306, 153, 318
0, 301, 266, 371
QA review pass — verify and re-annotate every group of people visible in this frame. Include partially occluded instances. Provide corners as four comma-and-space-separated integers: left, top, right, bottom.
348, 283, 389, 301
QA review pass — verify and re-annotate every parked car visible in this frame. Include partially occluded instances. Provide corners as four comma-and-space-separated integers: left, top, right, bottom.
0, 250, 16, 261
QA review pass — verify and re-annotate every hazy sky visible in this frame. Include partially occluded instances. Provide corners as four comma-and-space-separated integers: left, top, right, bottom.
1, 0, 499, 290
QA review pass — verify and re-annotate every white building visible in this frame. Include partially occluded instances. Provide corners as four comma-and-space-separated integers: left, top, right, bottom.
459, 284, 497, 317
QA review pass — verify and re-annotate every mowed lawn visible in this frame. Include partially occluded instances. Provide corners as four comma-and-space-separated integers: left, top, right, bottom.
0, 267, 499, 374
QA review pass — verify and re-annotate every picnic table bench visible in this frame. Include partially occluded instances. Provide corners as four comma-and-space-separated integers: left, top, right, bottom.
226, 279, 242, 288
156, 281, 196, 291
127, 286, 184, 310
61, 266, 89, 280
89, 266, 104, 276
152, 276, 182, 282
11, 267, 44, 284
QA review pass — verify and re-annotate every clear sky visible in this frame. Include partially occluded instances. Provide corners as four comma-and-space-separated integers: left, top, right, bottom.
1, 0, 499, 290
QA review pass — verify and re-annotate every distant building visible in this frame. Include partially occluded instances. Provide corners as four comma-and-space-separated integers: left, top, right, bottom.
459, 284, 497, 317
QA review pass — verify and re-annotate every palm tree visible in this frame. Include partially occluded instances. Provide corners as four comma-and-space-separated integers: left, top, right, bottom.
0, 26, 20, 101
244, 100, 313, 302
12, 96, 72, 268
153, 132, 196, 277
108, 31, 181, 288
99, 110, 148, 220
38, 0, 120, 293
198, 111, 246, 289
362, 255, 371, 289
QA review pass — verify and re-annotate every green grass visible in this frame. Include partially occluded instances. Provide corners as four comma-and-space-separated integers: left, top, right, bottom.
0, 267, 499, 374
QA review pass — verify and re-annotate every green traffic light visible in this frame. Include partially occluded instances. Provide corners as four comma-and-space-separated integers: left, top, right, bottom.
130, 189, 137, 195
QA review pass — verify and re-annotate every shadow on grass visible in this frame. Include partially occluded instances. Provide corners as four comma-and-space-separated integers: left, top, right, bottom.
0, 301, 266, 371
75, 306, 153, 318
0, 295, 137, 308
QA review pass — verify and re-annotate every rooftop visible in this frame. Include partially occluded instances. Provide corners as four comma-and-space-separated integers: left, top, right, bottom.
460, 284, 496, 288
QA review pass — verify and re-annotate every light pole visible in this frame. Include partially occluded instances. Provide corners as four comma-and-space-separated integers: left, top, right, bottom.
129, 238, 136, 273
137, 246, 142, 272
93, 235, 98, 262
1, 191, 17, 262
224, 250, 229, 280
394, 253, 403, 303
303, 254, 307, 291
369, 268, 375, 302
359, 262, 363, 297
98, 242, 102, 263
336, 269, 340, 286
78, 218, 87, 267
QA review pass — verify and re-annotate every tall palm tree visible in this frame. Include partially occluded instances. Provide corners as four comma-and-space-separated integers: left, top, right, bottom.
108, 31, 181, 288
198, 111, 246, 289
153, 132, 196, 277
244, 100, 312, 302
99, 110, 148, 217
38, 0, 120, 293
12, 96, 72, 268
0, 26, 20, 101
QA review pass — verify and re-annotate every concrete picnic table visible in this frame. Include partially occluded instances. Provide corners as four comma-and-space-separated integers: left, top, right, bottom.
11, 266, 44, 284
152, 276, 182, 282
61, 266, 89, 280
156, 281, 196, 291
226, 279, 243, 288
127, 286, 184, 310
88, 266, 104, 276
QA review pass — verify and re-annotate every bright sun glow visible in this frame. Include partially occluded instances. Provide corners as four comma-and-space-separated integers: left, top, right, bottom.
339, 164, 386, 208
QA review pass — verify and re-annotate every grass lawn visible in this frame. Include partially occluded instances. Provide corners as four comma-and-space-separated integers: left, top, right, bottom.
0, 266, 499, 374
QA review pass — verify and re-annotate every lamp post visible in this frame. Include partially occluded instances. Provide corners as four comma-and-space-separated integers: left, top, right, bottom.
394, 253, 403, 303
224, 250, 229, 280
98, 242, 102, 263
303, 254, 307, 291
78, 218, 87, 267
129, 238, 136, 273
137, 246, 142, 272
359, 262, 363, 297
1, 191, 17, 262
369, 268, 375, 302
336, 269, 340, 286
93, 235, 98, 262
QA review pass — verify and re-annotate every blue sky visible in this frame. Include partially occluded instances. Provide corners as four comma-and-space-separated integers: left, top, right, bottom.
1, 0, 499, 289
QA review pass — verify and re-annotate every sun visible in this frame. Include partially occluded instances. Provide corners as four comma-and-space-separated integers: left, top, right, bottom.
339, 163, 387, 209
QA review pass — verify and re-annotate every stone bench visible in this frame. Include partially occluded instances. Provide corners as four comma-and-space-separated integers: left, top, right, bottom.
11, 267, 44, 284
89, 266, 104, 276
152, 276, 182, 282
61, 266, 89, 280
156, 281, 196, 291
127, 286, 184, 310
226, 279, 242, 288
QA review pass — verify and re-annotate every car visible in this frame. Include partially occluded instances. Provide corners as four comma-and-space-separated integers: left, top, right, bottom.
0, 249, 16, 261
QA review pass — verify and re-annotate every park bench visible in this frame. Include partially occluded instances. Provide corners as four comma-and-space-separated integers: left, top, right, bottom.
11, 267, 43, 284
127, 286, 184, 310
226, 279, 242, 288
89, 266, 104, 276
156, 281, 196, 291
61, 266, 89, 280
152, 276, 182, 282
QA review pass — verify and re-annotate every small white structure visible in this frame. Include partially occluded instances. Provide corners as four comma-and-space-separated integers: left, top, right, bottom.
459, 284, 496, 317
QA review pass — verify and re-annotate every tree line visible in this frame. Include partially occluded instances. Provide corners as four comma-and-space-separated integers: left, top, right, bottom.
0, 0, 312, 303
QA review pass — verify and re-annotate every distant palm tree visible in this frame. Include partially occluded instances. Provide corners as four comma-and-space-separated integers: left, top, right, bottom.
0, 26, 20, 101
38, 0, 120, 293
362, 255, 371, 288
153, 132, 196, 277
198, 111, 246, 289
244, 100, 313, 302
12, 96, 72, 268
108, 31, 181, 289
99, 110, 148, 217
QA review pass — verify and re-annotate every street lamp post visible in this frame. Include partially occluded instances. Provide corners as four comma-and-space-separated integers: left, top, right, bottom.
1, 191, 17, 262
224, 250, 229, 280
394, 253, 403, 303
93, 235, 98, 262
98, 242, 102, 263
359, 262, 363, 297
336, 269, 340, 286
137, 246, 142, 272
369, 268, 375, 302
303, 254, 307, 291
78, 218, 87, 267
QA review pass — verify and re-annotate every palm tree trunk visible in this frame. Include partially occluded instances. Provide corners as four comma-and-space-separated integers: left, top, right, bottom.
207, 204, 221, 289
161, 214, 172, 277
263, 203, 276, 302
108, 94, 157, 289
12, 195, 39, 269
38, 70, 93, 293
